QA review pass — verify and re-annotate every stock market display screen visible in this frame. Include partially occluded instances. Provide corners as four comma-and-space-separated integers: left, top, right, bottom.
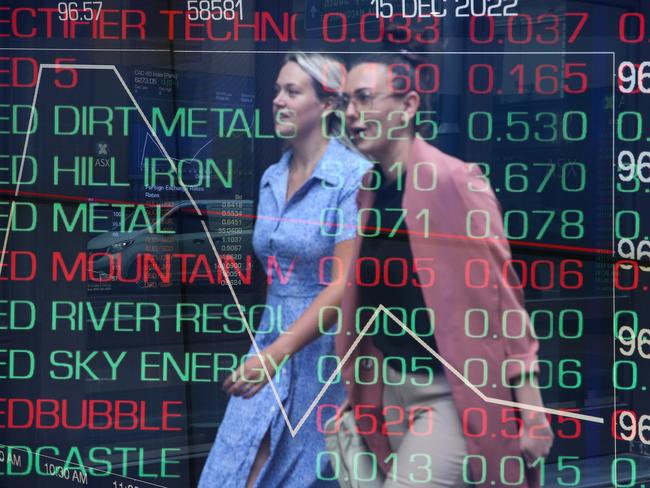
0, 1, 649, 487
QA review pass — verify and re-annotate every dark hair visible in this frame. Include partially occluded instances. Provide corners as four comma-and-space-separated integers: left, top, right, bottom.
350, 22, 437, 95
349, 49, 437, 139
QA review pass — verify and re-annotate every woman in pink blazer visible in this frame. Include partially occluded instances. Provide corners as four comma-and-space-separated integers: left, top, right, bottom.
335, 54, 554, 487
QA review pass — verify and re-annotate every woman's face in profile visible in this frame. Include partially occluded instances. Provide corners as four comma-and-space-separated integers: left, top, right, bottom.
273, 61, 324, 140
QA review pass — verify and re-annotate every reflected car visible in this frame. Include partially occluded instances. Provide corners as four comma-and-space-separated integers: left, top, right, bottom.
85, 200, 254, 289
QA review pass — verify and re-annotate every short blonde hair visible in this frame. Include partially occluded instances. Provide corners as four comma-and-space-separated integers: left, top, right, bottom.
283, 52, 350, 142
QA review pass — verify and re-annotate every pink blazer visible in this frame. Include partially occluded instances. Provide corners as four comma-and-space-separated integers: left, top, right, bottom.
337, 138, 541, 488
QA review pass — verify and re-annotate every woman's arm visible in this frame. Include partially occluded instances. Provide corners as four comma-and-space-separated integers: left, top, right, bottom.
224, 239, 355, 398
463, 168, 554, 465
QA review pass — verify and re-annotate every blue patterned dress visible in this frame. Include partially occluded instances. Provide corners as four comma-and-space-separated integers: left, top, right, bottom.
198, 140, 371, 488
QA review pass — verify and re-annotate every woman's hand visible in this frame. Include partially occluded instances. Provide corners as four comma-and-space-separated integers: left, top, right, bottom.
520, 412, 554, 468
512, 379, 554, 467
222, 343, 291, 399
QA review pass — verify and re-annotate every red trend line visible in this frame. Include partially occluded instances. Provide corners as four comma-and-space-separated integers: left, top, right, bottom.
0, 187, 613, 256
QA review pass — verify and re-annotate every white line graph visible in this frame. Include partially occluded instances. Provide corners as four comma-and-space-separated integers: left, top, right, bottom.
1, 62, 604, 460
139, 131, 217, 179
3, 63, 606, 428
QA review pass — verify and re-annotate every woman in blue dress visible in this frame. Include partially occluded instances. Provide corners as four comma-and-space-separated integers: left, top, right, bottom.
198, 53, 371, 488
